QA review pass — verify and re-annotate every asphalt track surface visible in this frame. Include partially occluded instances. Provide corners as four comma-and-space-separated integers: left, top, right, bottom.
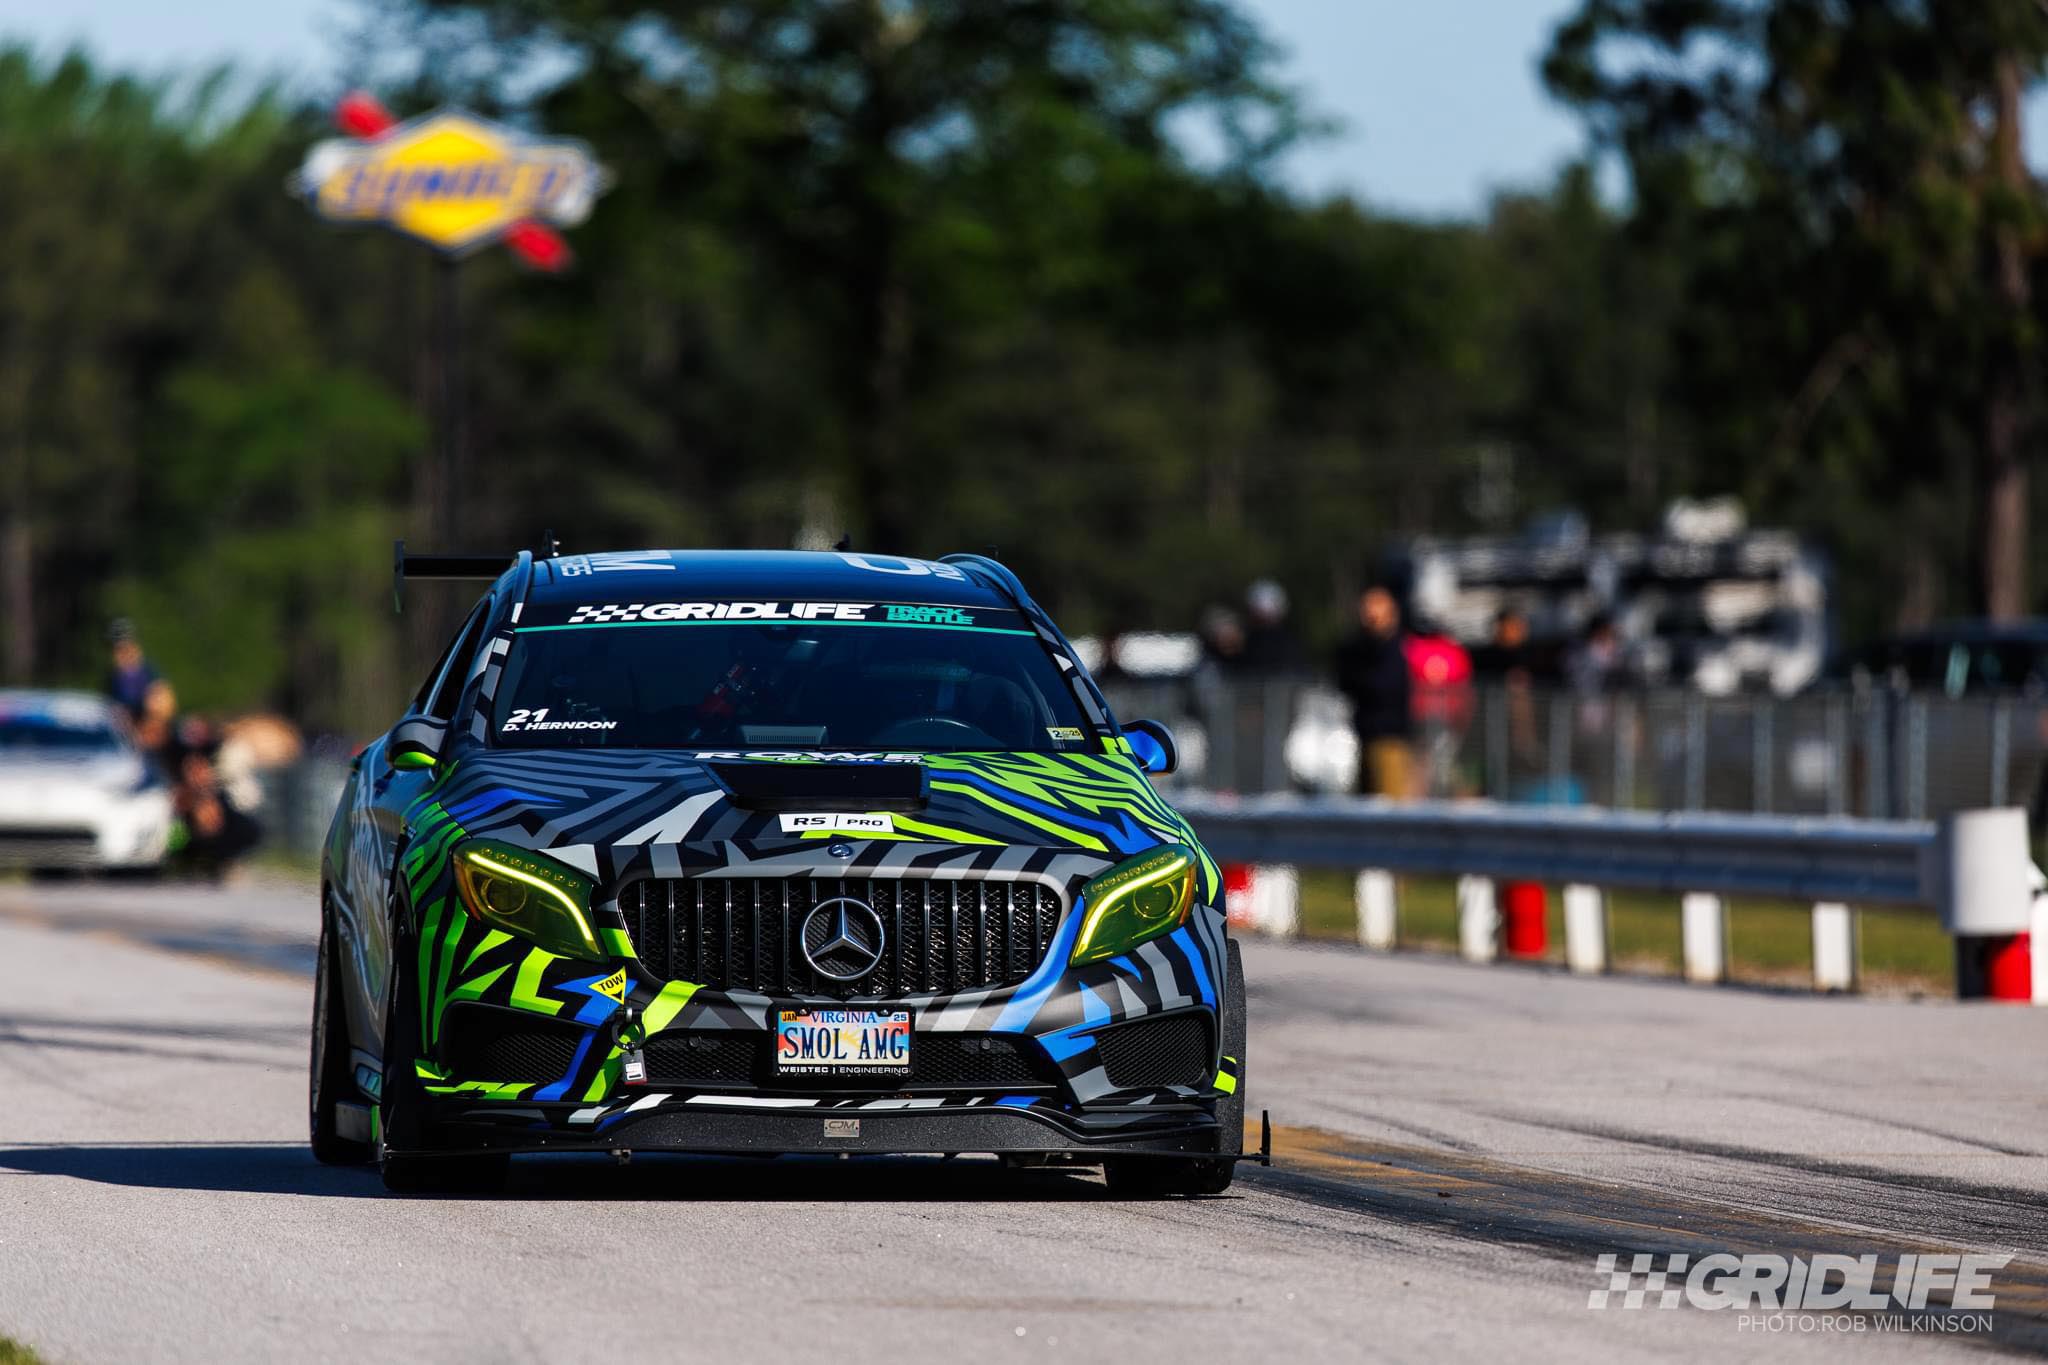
1, 878, 2044, 1363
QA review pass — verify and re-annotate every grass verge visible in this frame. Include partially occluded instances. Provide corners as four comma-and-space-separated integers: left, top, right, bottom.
1295, 870, 1952, 994
0, 1336, 46, 1365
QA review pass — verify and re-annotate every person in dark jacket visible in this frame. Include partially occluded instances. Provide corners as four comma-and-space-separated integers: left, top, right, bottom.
1334, 586, 1414, 798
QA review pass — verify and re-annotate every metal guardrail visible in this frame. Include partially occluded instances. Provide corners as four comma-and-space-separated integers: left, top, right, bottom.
1170, 793, 2044, 1001
1173, 793, 1936, 906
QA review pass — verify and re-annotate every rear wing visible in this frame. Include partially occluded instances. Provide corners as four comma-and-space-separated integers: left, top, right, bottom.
393, 533, 559, 612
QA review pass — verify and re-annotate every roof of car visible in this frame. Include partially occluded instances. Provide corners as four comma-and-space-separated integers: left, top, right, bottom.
525, 549, 1014, 610
0, 690, 119, 722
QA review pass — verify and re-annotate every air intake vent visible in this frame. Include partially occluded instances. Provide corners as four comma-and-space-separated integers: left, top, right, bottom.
711, 762, 928, 812
1095, 1013, 1213, 1090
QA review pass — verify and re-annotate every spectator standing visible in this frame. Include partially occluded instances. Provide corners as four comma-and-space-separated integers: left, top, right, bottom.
1568, 612, 1625, 695
1403, 616, 1473, 797
1192, 607, 1251, 789
1240, 580, 1306, 676
1334, 587, 1415, 798
105, 618, 177, 762
1403, 616, 1473, 727
105, 619, 157, 725
1238, 581, 1307, 791
1197, 606, 1247, 676
1566, 613, 1629, 796
1471, 608, 1534, 683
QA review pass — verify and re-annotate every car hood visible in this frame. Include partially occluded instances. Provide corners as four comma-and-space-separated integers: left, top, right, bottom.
416, 747, 1197, 875
0, 753, 152, 823
0, 752, 145, 795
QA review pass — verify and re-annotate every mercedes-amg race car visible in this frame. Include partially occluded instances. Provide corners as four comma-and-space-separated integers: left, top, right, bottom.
312, 547, 1249, 1194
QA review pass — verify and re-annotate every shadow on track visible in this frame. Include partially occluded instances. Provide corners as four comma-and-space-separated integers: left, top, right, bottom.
0, 1143, 1239, 1205
0, 1144, 368, 1197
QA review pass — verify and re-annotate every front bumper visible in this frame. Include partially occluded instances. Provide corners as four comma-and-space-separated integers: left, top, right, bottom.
413, 1090, 1227, 1159
0, 793, 171, 870
388, 827, 1238, 1153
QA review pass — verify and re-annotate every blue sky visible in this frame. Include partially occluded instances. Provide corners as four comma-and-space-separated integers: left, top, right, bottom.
4, 0, 2040, 219
0, 0, 1590, 218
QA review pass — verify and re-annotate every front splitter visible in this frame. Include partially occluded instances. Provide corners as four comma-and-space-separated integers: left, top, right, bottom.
413, 1093, 1227, 1160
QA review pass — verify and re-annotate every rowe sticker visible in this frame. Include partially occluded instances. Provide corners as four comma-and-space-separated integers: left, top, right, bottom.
779, 813, 895, 835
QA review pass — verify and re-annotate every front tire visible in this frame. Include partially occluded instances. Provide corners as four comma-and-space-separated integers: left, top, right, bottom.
377, 887, 508, 1195
310, 905, 372, 1165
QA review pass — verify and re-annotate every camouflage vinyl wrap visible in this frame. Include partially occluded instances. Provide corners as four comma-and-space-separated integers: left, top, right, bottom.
367, 743, 1233, 1135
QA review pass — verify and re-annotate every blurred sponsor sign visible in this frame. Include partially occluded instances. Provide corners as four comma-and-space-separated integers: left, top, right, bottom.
292, 100, 607, 267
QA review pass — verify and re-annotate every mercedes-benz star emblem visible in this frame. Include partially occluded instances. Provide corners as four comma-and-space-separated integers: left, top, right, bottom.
799, 897, 886, 982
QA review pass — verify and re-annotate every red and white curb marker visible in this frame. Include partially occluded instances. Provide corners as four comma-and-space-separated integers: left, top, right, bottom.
1943, 809, 2043, 1004
1223, 863, 1299, 937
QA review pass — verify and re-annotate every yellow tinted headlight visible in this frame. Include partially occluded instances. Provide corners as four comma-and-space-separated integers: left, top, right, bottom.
1070, 844, 1197, 965
452, 840, 604, 962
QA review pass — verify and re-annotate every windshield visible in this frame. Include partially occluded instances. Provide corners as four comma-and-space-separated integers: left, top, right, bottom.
490, 600, 1095, 751
0, 711, 124, 754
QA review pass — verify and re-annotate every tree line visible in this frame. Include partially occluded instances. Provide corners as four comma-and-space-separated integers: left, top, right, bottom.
1, 0, 2043, 735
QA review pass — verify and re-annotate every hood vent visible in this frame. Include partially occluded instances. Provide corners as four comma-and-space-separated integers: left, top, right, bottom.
710, 761, 928, 813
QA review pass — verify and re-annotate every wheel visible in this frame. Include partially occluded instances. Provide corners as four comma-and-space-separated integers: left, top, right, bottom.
310, 905, 373, 1165
377, 885, 508, 1195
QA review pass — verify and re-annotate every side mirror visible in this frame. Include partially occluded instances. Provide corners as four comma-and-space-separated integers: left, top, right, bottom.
386, 715, 448, 773
1121, 719, 1179, 776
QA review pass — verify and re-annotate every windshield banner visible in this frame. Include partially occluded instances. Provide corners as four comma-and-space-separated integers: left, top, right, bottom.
519, 600, 1033, 632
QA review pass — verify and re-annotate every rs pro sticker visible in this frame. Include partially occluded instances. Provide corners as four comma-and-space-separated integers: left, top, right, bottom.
779, 812, 895, 834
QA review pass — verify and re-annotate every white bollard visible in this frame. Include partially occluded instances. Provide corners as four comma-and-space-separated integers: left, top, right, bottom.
1681, 892, 1728, 983
1355, 869, 1397, 951
1457, 875, 1498, 963
1248, 864, 1300, 937
1562, 883, 1608, 975
1811, 902, 1858, 993
2034, 886, 2048, 1006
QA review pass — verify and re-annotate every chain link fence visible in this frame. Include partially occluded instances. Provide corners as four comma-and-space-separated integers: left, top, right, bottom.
1099, 677, 2047, 822
251, 682, 2045, 863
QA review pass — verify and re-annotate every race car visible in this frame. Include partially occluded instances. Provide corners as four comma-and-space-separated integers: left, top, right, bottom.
313, 546, 1249, 1194
0, 690, 172, 875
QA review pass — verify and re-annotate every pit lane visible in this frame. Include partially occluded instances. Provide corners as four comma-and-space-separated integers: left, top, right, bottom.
0, 880, 2041, 1362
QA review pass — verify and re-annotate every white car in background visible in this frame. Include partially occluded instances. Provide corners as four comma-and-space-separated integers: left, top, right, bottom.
0, 690, 172, 874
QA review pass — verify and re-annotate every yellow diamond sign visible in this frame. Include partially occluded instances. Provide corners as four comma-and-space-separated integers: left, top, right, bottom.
293, 109, 607, 256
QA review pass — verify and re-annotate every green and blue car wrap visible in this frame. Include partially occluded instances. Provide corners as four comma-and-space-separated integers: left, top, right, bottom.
318, 549, 1243, 1161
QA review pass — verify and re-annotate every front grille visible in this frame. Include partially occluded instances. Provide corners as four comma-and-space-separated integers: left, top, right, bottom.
0, 826, 95, 842
438, 1004, 585, 1080
642, 1030, 1050, 1092
0, 828, 97, 865
1095, 1013, 1213, 1090
620, 876, 1063, 999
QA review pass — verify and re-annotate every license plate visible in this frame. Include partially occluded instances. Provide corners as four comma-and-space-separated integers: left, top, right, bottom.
775, 1007, 912, 1077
